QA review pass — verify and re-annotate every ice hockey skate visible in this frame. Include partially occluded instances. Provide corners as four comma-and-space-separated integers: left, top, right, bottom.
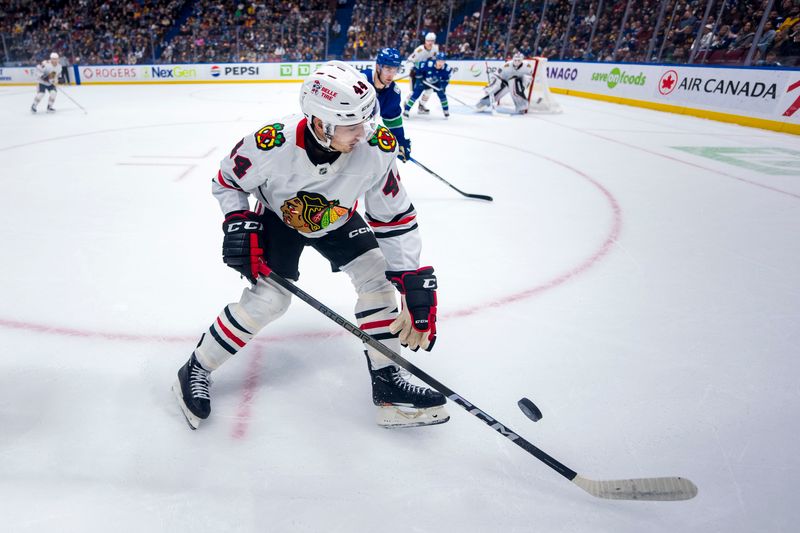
46, 105, 55, 113
172, 353, 212, 429
368, 357, 449, 428
417, 103, 430, 115
30, 104, 37, 113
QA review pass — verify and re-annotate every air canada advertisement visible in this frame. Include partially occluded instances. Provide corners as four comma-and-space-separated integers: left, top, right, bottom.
542, 60, 799, 126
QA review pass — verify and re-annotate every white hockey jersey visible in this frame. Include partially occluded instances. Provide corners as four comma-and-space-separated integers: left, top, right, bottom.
495, 60, 534, 84
37, 61, 62, 86
212, 115, 422, 271
407, 44, 439, 68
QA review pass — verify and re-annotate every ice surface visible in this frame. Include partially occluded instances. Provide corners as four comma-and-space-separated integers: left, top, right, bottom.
1, 81, 799, 532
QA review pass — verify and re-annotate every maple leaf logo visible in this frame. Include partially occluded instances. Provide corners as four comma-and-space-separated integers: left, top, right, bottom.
658, 70, 679, 96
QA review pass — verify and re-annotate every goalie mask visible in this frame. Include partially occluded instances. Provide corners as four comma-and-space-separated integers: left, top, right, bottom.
512, 52, 524, 67
299, 61, 379, 150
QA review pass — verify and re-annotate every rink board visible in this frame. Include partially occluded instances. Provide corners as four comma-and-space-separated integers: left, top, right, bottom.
2, 60, 797, 134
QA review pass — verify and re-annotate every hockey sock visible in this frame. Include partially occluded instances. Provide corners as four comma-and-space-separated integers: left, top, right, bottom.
355, 290, 400, 370
194, 304, 256, 370
33, 93, 44, 106
48, 93, 56, 106
194, 279, 291, 370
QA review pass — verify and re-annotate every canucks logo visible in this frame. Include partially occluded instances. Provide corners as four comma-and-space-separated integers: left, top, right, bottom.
254, 123, 286, 151
280, 191, 349, 233
368, 126, 397, 153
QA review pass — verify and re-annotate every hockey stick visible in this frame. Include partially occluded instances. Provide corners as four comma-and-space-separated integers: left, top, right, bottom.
485, 61, 500, 116
257, 263, 698, 501
408, 157, 493, 202
59, 86, 88, 114
422, 80, 475, 110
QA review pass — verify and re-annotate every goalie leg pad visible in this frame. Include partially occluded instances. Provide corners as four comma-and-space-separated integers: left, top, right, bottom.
514, 77, 527, 98
493, 84, 510, 105
510, 90, 530, 114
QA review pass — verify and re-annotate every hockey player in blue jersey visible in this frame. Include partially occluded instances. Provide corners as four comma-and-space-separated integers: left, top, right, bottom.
403, 52, 451, 119
362, 48, 412, 162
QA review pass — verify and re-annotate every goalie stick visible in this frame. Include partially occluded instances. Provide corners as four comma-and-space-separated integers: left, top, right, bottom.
485, 61, 500, 116
421, 80, 476, 110
257, 263, 698, 501
408, 157, 493, 202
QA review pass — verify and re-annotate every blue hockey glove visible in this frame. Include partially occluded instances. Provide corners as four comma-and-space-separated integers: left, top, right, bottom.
398, 138, 411, 163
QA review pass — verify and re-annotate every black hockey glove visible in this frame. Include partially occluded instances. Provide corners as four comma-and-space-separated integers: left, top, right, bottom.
387, 267, 438, 351
398, 138, 411, 163
222, 210, 265, 283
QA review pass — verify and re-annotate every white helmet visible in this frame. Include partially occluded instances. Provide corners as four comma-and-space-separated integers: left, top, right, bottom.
512, 52, 524, 66
299, 60, 379, 149
50, 52, 59, 60
425, 32, 436, 42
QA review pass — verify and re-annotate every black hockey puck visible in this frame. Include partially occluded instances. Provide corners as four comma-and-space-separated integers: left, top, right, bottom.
518, 397, 543, 422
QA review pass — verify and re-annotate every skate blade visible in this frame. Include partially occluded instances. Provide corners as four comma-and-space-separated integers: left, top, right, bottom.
376, 405, 450, 429
172, 380, 201, 430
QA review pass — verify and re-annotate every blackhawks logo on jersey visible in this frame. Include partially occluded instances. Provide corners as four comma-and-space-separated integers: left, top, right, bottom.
254, 123, 286, 151
280, 191, 349, 233
368, 126, 397, 153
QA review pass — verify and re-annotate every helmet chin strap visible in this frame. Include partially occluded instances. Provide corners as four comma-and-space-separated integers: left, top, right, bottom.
308, 118, 336, 151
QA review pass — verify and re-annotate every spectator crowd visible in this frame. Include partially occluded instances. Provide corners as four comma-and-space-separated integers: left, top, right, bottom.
2, 0, 799, 67
1, 0, 186, 65
165, 1, 332, 63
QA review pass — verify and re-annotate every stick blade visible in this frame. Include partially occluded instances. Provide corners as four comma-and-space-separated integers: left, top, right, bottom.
466, 193, 493, 202
573, 475, 698, 501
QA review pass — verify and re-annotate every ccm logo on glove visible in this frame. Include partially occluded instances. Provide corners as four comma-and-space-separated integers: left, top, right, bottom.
225, 220, 262, 232
221, 211, 265, 284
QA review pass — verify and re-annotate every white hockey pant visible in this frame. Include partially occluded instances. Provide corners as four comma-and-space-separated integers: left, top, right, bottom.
193, 248, 399, 372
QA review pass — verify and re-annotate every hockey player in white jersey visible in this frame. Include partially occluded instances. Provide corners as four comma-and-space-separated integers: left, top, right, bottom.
404, 32, 439, 115
477, 52, 534, 114
172, 61, 448, 430
31, 52, 62, 113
